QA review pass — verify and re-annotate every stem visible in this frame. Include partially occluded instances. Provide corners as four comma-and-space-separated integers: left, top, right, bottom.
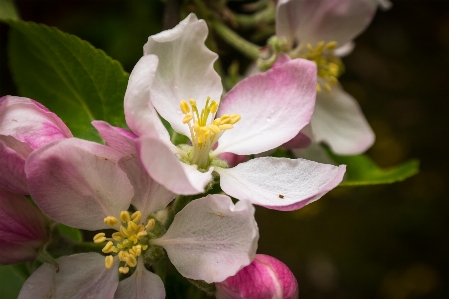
172, 195, 192, 214
233, 5, 275, 28
38, 248, 59, 272
210, 20, 260, 59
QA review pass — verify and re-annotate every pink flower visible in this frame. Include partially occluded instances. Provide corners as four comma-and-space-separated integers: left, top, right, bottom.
124, 14, 346, 211
0, 96, 72, 194
0, 185, 48, 265
216, 254, 298, 299
274, 0, 388, 155
21, 134, 258, 298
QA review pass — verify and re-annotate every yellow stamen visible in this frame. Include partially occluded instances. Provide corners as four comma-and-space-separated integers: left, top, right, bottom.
102, 241, 115, 253
145, 219, 155, 230
112, 232, 123, 242
105, 255, 114, 269
183, 114, 193, 124
93, 233, 106, 244
119, 267, 129, 274
180, 100, 190, 114
104, 216, 118, 227
131, 211, 142, 223
126, 255, 137, 267
219, 124, 233, 130
120, 211, 131, 223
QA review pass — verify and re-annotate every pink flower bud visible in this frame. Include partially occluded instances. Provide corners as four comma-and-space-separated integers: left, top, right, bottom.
0, 186, 48, 264
0, 96, 72, 194
216, 254, 299, 299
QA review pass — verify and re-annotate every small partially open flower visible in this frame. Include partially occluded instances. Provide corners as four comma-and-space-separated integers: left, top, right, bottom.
0, 96, 72, 194
0, 186, 48, 265
216, 254, 298, 299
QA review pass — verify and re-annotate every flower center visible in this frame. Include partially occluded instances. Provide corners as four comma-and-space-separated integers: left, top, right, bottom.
93, 210, 155, 274
179, 97, 241, 169
299, 41, 344, 93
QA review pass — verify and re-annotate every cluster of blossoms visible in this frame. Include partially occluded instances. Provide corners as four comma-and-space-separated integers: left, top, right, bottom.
0, 0, 390, 298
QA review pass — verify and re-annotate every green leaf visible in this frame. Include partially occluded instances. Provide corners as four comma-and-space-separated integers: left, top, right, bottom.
6, 20, 129, 142
0, 0, 19, 20
57, 224, 83, 242
330, 154, 420, 186
0, 265, 26, 298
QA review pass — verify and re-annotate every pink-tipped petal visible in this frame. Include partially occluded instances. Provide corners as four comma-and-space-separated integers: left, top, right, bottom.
0, 186, 47, 245
0, 96, 72, 149
25, 138, 133, 230
114, 257, 165, 299
276, 0, 378, 48
152, 195, 259, 283
137, 134, 213, 195
218, 152, 249, 168
214, 59, 316, 156
312, 84, 375, 155
216, 254, 298, 299
0, 240, 40, 265
0, 136, 31, 194
93, 121, 176, 218
18, 253, 119, 299
216, 157, 345, 211
124, 55, 172, 144
144, 13, 223, 137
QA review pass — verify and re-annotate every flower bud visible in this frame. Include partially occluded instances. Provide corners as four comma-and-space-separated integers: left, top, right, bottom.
216, 254, 298, 299
0, 96, 72, 194
0, 186, 48, 265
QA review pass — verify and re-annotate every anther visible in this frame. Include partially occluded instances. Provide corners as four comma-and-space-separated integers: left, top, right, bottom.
120, 211, 131, 223
105, 255, 114, 269
136, 231, 148, 239
93, 233, 106, 244
145, 219, 155, 230
112, 232, 123, 242
180, 100, 190, 114
219, 124, 233, 130
102, 241, 115, 253
104, 216, 118, 227
189, 99, 197, 107
231, 114, 241, 124
127, 221, 138, 232
325, 41, 338, 50
183, 114, 193, 124
120, 226, 130, 237
126, 255, 137, 267
131, 211, 142, 223
119, 267, 129, 274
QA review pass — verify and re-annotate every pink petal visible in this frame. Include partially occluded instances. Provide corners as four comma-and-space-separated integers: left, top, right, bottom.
218, 152, 249, 168
0, 241, 40, 265
311, 84, 375, 155
94, 121, 176, 218
0, 96, 72, 149
214, 58, 316, 155
152, 195, 258, 283
282, 125, 312, 149
216, 254, 298, 299
114, 257, 165, 299
144, 13, 223, 137
25, 138, 133, 230
216, 157, 346, 211
276, 0, 378, 48
18, 253, 119, 299
137, 134, 213, 195
0, 186, 47, 245
0, 136, 31, 194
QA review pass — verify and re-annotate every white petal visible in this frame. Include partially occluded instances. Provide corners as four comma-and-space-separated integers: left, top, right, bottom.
312, 84, 375, 155
152, 195, 258, 283
124, 55, 171, 144
114, 258, 165, 299
18, 253, 119, 299
216, 157, 345, 211
137, 134, 213, 195
291, 143, 336, 165
25, 138, 133, 230
214, 58, 316, 155
144, 13, 223, 137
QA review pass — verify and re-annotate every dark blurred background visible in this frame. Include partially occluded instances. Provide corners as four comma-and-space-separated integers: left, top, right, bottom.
0, 1, 448, 298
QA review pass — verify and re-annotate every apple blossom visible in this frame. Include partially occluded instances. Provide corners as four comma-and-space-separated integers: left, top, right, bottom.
22, 136, 258, 298
274, 0, 387, 155
0, 185, 48, 265
124, 13, 346, 211
216, 254, 299, 299
0, 95, 72, 194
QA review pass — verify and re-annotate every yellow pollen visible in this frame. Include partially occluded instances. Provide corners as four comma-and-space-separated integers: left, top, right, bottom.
120, 211, 131, 223
119, 267, 129, 274
93, 233, 106, 244
178, 97, 241, 168
95, 210, 153, 273
300, 41, 344, 93
104, 216, 118, 227
105, 255, 114, 269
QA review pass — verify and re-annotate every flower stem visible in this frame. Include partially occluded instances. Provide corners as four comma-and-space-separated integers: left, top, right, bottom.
210, 19, 260, 59
172, 195, 192, 214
